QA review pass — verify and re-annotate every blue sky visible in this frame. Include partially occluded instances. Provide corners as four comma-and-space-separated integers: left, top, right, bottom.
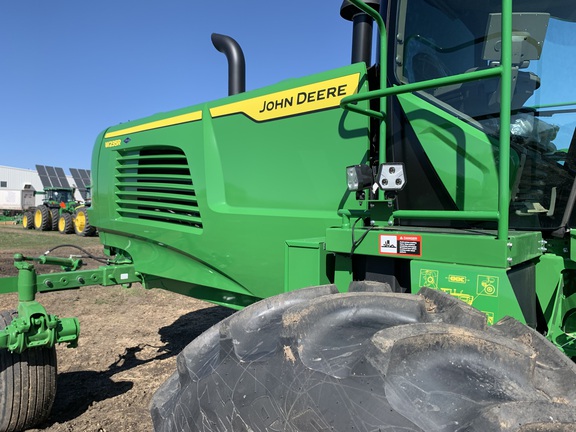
0, 1, 353, 171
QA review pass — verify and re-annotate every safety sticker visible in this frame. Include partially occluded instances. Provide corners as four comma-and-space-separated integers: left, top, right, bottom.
419, 269, 438, 288
477, 275, 499, 297
379, 234, 422, 256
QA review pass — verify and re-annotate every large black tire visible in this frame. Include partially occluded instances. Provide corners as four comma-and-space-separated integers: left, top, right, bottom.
73, 207, 96, 237
21, 212, 33, 230
49, 209, 59, 232
0, 311, 57, 432
57, 213, 74, 234
151, 284, 576, 432
33, 206, 51, 231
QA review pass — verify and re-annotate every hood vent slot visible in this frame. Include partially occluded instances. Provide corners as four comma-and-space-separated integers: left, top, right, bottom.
115, 147, 202, 230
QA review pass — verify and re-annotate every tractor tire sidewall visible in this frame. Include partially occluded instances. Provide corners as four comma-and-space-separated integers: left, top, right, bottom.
22, 212, 34, 230
73, 207, 95, 237
49, 209, 59, 232
33, 206, 51, 231
58, 213, 74, 234
151, 286, 576, 432
0, 310, 57, 432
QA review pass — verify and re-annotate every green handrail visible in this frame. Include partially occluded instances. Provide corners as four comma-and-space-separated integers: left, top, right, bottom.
341, 0, 513, 241
498, 0, 512, 241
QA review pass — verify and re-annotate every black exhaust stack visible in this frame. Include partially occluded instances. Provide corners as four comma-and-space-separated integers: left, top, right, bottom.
340, 0, 381, 65
211, 33, 246, 96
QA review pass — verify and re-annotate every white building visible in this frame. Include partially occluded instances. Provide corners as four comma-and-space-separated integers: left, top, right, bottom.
0, 165, 84, 208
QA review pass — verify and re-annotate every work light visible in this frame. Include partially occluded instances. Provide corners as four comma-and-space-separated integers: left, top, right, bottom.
376, 163, 406, 191
346, 164, 374, 191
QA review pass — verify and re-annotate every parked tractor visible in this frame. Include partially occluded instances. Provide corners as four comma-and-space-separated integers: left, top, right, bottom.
60, 168, 96, 236
21, 165, 97, 236
23, 187, 77, 231
21, 165, 78, 232
3, 0, 576, 430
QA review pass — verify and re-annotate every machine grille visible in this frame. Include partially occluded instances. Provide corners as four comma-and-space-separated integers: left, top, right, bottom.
115, 147, 202, 229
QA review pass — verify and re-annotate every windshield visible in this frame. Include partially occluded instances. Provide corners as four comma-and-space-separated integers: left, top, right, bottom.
513, 16, 576, 230
47, 190, 74, 203
396, 0, 576, 231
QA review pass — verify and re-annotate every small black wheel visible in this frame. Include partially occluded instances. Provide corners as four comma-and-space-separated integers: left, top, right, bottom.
58, 213, 74, 234
50, 209, 59, 231
151, 285, 576, 432
21, 212, 34, 230
0, 310, 57, 432
73, 207, 96, 236
33, 206, 51, 231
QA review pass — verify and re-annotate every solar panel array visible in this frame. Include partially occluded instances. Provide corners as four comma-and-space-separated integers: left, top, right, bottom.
36, 165, 71, 189
70, 168, 91, 200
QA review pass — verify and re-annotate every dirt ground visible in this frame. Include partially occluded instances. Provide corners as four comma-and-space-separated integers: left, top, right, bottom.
0, 224, 234, 431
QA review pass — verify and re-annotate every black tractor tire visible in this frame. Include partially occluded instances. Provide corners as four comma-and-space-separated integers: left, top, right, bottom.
21, 212, 34, 230
33, 206, 51, 231
57, 213, 74, 234
73, 207, 96, 237
151, 284, 576, 432
0, 310, 57, 432
49, 209, 59, 231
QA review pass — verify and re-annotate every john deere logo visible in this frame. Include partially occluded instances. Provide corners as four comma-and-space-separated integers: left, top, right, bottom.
210, 73, 360, 122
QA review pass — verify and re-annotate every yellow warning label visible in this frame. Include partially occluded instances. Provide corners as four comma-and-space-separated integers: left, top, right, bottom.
210, 73, 360, 122
477, 275, 499, 297
419, 269, 439, 289
448, 275, 467, 284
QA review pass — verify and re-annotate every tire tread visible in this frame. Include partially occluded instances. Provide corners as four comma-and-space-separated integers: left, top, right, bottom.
0, 310, 57, 432
151, 286, 576, 432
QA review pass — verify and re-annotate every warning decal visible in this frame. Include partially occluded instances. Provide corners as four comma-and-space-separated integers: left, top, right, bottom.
379, 234, 422, 256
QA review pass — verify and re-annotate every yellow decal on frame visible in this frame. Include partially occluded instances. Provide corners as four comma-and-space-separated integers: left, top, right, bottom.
477, 275, 499, 297
210, 73, 360, 122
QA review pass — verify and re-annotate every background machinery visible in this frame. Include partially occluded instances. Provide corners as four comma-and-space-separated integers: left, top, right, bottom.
21, 165, 96, 236
68, 168, 95, 236
3, 0, 576, 430
0, 185, 35, 217
22, 165, 78, 232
